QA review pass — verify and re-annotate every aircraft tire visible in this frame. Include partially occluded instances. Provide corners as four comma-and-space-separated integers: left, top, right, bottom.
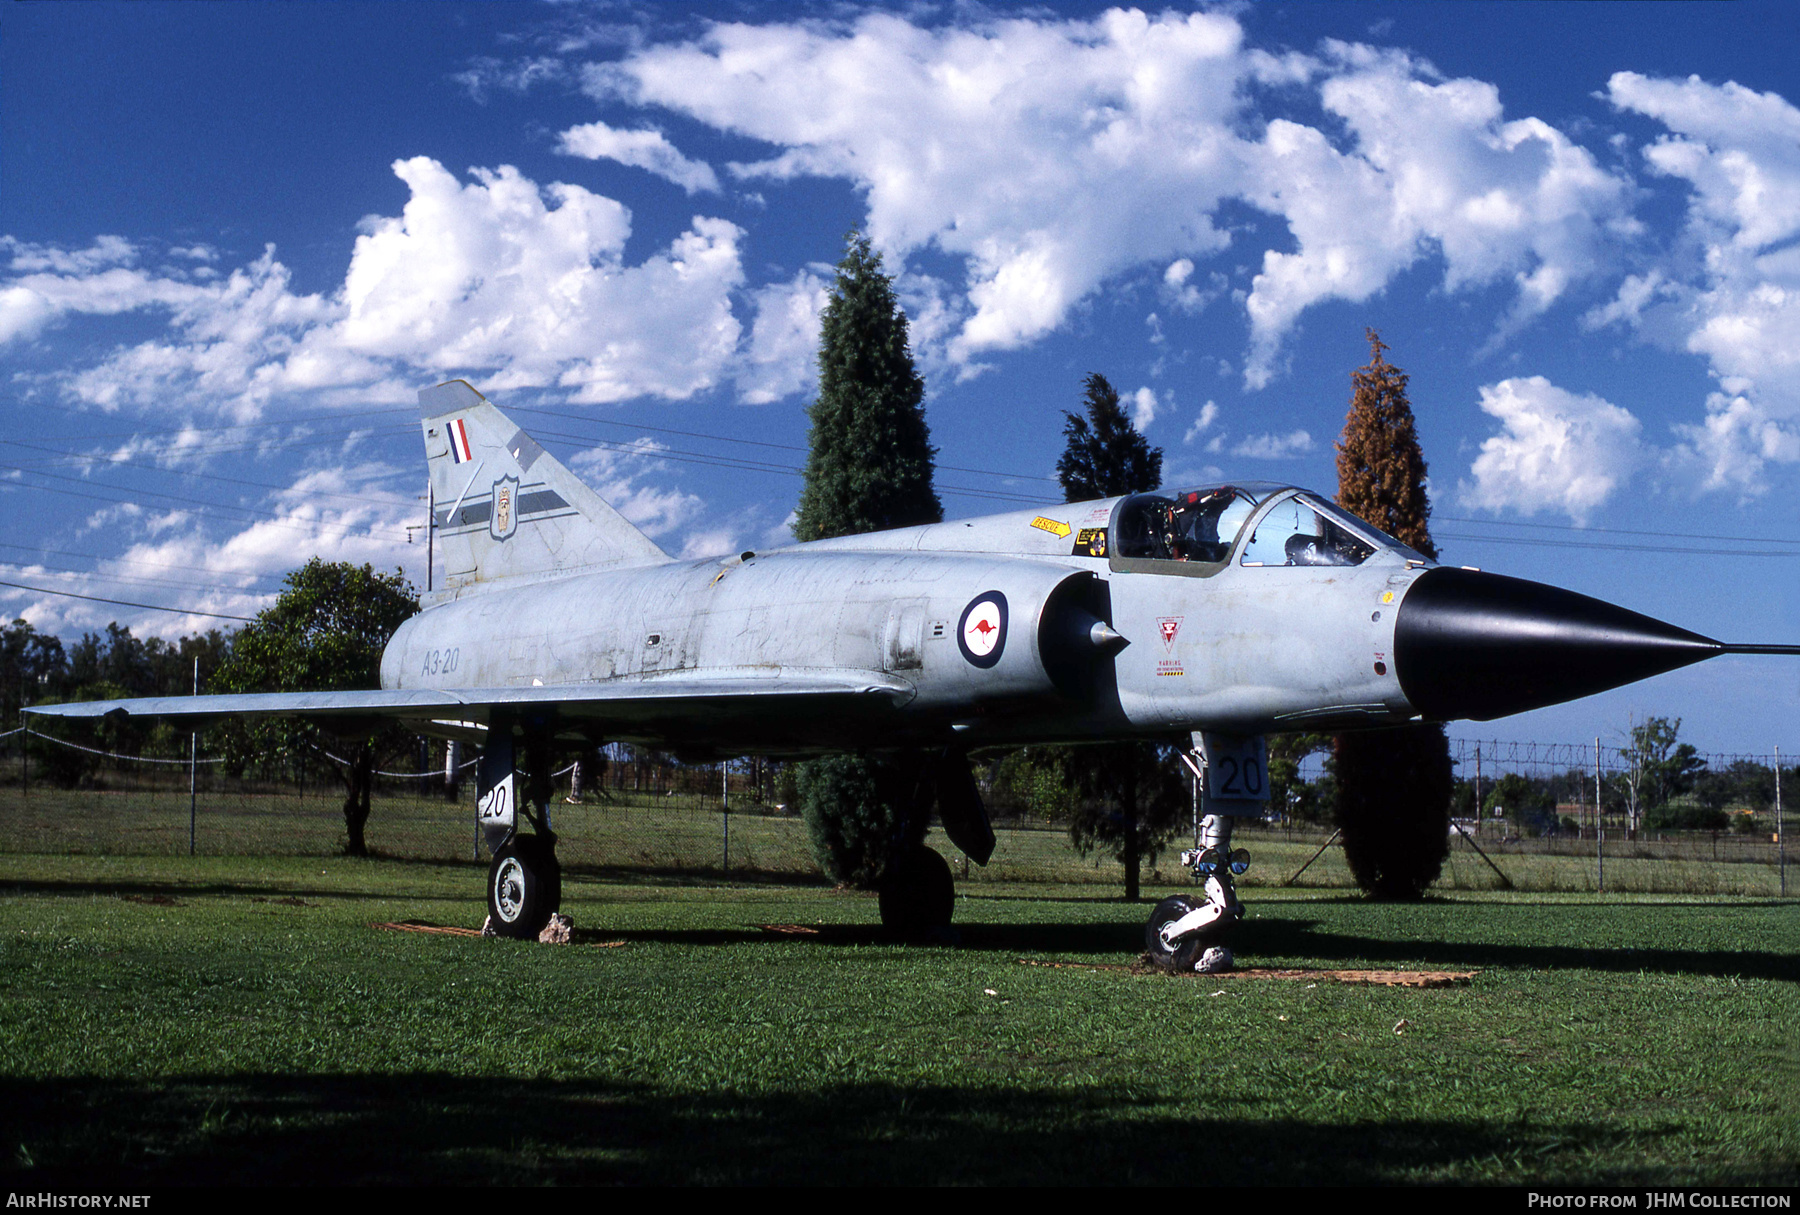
487, 834, 559, 939
878, 845, 955, 935
1144, 895, 1210, 973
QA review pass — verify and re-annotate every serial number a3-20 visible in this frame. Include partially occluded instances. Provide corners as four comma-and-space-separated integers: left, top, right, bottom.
421, 647, 461, 677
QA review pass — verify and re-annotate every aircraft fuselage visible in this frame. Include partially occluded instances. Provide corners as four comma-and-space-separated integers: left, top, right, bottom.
381, 495, 1423, 756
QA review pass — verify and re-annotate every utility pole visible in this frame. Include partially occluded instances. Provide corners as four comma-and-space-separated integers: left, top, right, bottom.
1474, 744, 1482, 834
1595, 737, 1604, 893
189, 656, 199, 856
1776, 745, 1784, 898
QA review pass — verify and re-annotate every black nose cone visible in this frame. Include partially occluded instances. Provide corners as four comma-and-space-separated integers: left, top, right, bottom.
1394, 567, 1722, 722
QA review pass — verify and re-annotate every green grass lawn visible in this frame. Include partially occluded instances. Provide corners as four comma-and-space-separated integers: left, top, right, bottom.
1, 852, 1795, 1186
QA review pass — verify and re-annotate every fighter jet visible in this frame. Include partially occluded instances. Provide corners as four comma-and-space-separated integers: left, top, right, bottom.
29, 380, 1799, 958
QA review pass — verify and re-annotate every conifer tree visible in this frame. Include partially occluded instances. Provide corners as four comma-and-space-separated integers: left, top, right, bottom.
795, 234, 940, 539
1336, 331, 1438, 560
795, 234, 941, 888
1048, 373, 1179, 900
1057, 373, 1162, 500
1333, 330, 1452, 899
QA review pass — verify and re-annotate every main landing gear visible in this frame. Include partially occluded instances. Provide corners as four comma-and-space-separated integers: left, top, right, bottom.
488, 833, 561, 938
879, 844, 955, 934
1145, 732, 1264, 974
876, 750, 996, 937
478, 715, 563, 940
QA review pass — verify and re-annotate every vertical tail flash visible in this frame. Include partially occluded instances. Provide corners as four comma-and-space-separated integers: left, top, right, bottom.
420, 380, 669, 595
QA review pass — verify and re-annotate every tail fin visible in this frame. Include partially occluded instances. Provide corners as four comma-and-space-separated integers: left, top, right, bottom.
420, 380, 669, 596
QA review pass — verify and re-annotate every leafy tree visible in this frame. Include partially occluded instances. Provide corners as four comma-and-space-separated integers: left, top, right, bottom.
1482, 772, 1558, 835
794, 233, 940, 540
1722, 759, 1775, 813
1617, 715, 1704, 833
794, 233, 943, 887
983, 747, 1080, 821
1333, 330, 1451, 898
15, 620, 234, 784
209, 559, 417, 856
1057, 373, 1162, 500
1, 618, 68, 727
1268, 732, 1331, 822
1645, 799, 1730, 832
1058, 741, 1189, 898
1692, 769, 1735, 815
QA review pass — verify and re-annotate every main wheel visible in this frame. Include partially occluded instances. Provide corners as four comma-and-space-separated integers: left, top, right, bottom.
878, 845, 955, 935
1144, 894, 1206, 973
487, 834, 560, 939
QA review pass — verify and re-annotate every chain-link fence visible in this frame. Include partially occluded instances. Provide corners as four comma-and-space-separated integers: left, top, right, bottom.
0, 727, 1789, 896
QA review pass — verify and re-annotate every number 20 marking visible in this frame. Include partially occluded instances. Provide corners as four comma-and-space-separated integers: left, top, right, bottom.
1214, 756, 1265, 798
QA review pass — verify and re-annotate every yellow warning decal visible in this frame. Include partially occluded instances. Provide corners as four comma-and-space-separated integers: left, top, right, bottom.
1031, 516, 1072, 538
1380, 591, 1395, 604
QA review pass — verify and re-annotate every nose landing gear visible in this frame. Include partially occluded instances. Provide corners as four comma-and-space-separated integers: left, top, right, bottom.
1145, 732, 1264, 973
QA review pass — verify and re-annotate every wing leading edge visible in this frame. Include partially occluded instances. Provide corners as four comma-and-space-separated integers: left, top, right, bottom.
26, 670, 916, 752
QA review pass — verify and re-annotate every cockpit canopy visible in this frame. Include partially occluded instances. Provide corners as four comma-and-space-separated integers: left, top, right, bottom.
1113, 484, 1414, 570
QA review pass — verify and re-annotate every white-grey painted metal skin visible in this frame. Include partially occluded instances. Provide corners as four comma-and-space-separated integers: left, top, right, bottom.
36, 381, 1424, 752
35, 380, 1796, 952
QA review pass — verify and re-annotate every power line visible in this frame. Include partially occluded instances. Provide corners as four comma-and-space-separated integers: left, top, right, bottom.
0, 556, 276, 597
0, 577, 254, 621
1437, 532, 1800, 558
0, 541, 285, 587
509, 404, 1064, 485
0, 462, 417, 543
1438, 514, 1799, 551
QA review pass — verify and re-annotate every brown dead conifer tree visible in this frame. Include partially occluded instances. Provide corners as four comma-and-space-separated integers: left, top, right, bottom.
1332, 330, 1453, 899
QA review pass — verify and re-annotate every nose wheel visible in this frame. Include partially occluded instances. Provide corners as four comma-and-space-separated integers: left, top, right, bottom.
1144, 812, 1249, 973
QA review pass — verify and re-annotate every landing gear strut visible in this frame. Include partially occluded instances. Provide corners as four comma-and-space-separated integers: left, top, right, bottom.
1146, 732, 1263, 973
477, 713, 563, 940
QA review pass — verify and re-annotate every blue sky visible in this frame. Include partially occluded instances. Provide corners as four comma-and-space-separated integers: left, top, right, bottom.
2, 1, 1797, 754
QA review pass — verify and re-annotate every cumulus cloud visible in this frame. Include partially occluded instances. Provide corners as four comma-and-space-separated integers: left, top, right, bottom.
2, 158, 755, 417
568, 437, 704, 539
0, 462, 421, 638
336, 157, 744, 403
1594, 73, 1800, 493
599, 9, 1632, 386
1130, 386, 1161, 430
1241, 44, 1636, 382
735, 269, 829, 405
558, 120, 721, 193
1667, 388, 1800, 496
1461, 376, 1645, 522
1183, 400, 1219, 444
1231, 430, 1314, 459
0, 236, 225, 348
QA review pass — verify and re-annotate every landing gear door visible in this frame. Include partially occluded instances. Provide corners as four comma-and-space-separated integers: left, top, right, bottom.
1198, 732, 1269, 817
477, 728, 517, 855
